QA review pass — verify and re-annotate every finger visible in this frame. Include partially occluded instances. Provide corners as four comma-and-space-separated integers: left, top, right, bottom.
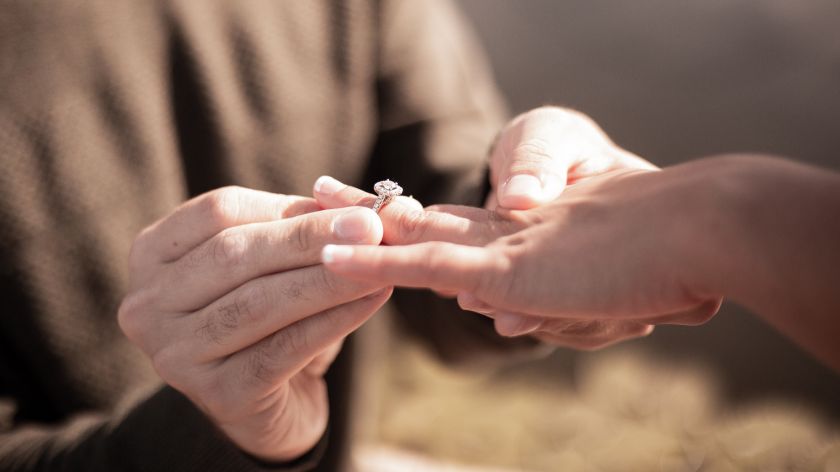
492, 108, 574, 209
456, 292, 657, 344
431, 289, 459, 298
314, 175, 508, 246
531, 320, 654, 351
321, 242, 507, 294
457, 292, 495, 314
154, 207, 383, 311
221, 287, 392, 392
640, 298, 722, 326
137, 187, 320, 266
303, 340, 343, 376
484, 189, 499, 211
493, 312, 543, 337
175, 265, 387, 360
454, 299, 656, 347
568, 147, 658, 185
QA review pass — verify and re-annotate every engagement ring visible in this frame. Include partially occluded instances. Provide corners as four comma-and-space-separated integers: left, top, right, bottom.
372, 179, 402, 213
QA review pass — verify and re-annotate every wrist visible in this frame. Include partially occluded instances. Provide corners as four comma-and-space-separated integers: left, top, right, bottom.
677, 154, 784, 307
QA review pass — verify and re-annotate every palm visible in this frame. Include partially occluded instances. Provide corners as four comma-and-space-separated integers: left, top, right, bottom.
221, 370, 328, 461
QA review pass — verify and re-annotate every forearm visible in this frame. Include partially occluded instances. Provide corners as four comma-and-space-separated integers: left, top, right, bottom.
692, 154, 840, 370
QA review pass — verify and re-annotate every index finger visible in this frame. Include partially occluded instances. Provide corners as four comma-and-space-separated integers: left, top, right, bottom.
320, 242, 508, 294
312, 176, 510, 246
137, 187, 320, 264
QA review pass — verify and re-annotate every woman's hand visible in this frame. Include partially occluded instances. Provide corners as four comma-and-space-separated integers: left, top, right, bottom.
316, 166, 724, 350
313, 106, 677, 350
480, 106, 664, 347
317, 153, 840, 372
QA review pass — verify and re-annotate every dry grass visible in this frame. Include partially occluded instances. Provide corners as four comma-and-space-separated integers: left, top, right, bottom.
374, 342, 840, 471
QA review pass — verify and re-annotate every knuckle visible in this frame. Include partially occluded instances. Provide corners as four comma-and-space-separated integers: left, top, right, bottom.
526, 106, 584, 126
347, 192, 373, 208
242, 327, 307, 387
272, 324, 310, 360
244, 342, 278, 386
312, 267, 341, 296
210, 229, 249, 269
479, 249, 516, 299
394, 209, 428, 244
198, 282, 268, 345
235, 281, 270, 324
150, 345, 184, 382
287, 217, 316, 253
280, 279, 307, 302
117, 291, 155, 347
116, 295, 142, 341
202, 186, 244, 229
422, 246, 450, 273
510, 139, 554, 166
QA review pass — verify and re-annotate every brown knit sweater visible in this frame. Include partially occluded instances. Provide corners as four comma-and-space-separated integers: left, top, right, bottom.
0, 1, 529, 470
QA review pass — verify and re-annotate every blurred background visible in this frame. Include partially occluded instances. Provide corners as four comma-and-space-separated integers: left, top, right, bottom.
367, 1, 840, 470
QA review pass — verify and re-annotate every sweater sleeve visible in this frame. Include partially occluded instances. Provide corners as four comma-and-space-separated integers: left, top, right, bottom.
0, 386, 326, 472
367, 0, 553, 367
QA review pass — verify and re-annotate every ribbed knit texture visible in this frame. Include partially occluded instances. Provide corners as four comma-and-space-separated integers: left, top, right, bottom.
0, 0, 516, 470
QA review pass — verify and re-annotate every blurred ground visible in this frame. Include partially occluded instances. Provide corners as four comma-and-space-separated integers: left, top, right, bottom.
359, 1, 840, 470
367, 340, 840, 471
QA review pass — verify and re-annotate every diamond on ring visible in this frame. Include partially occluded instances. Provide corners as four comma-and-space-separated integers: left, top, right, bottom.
372, 179, 403, 213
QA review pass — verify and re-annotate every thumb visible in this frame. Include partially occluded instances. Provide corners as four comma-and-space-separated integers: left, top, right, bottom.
493, 109, 574, 210
497, 149, 568, 210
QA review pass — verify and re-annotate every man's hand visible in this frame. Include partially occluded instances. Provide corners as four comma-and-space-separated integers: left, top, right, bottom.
488, 106, 656, 210
315, 170, 723, 350
118, 187, 391, 461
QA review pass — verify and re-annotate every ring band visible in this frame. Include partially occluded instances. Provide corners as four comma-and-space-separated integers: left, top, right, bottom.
372, 179, 403, 213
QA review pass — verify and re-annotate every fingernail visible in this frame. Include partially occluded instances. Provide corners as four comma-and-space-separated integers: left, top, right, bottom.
314, 175, 344, 196
322, 244, 354, 264
494, 312, 542, 337
458, 292, 493, 314
501, 174, 543, 207
332, 208, 377, 242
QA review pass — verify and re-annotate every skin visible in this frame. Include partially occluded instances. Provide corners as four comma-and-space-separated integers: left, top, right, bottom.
319, 109, 840, 371
487, 106, 656, 211
116, 108, 638, 460
117, 106, 840, 462
315, 107, 682, 349
313, 172, 720, 350
118, 187, 392, 461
